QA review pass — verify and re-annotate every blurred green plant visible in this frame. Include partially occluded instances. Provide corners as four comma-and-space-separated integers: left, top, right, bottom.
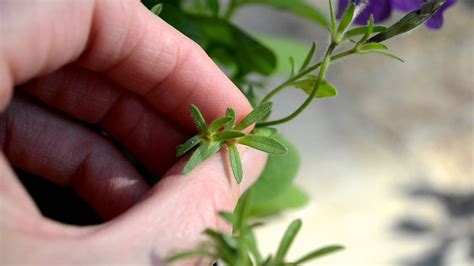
139, 0, 450, 264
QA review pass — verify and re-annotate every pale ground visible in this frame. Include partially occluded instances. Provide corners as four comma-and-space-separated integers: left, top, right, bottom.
234, 2, 473, 266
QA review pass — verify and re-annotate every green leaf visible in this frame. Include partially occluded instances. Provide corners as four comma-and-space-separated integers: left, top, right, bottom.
182, 141, 222, 174
357, 15, 374, 44
288, 57, 295, 77
203, 229, 237, 262
248, 185, 310, 217
190, 104, 207, 132
213, 130, 245, 142
204, 141, 223, 159
299, 42, 316, 72
328, 0, 336, 34
369, 0, 447, 43
358, 43, 389, 52
237, 0, 328, 27
151, 3, 163, 15
208, 117, 232, 132
244, 227, 263, 264
358, 43, 405, 62
225, 108, 236, 130
275, 219, 303, 263
182, 144, 207, 174
159, 5, 277, 76
228, 144, 243, 184
365, 50, 405, 63
218, 211, 238, 226
292, 77, 337, 98
176, 135, 202, 157
252, 127, 277, 138
337, 3, 355, 35
206, 0, 219, 17
167, 249, 210, 263
257, 36, 310, 76
242, 135, 300, 204
235, 102, 273, 130
238, 135, 287, 155
293, 245, 345, 264
345, 25, 387, 39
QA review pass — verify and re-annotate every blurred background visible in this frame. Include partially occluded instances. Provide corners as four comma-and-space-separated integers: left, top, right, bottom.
231, 1, 473, 265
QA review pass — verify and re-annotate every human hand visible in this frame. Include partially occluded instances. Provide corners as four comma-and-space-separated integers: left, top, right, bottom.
0, 0, 267, 264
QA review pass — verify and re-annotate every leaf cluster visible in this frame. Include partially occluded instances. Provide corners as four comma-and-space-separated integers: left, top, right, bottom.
168, 192, 343, 265
178, 103, 287, 184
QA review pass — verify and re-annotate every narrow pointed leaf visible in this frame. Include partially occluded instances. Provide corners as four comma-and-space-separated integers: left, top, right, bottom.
294, 245, 345, 264
238, 135, 287, 155
167, 249, 210, 263
225, 108, 236, 130
337, 3, 355, 35
289, 57, 295, 77
209, 117, 232, 132
218, 211, 238, 226
228, 144, 243, 184
182, 144, 207, 174
244, 228, 263, 264
214, 130, 245, 142
359, 43, 389, 52
235, 102, 273, 130
369, 0, 446, 43
151, 3, 163, 16
204, 141, 223, 160
299, 42, 316, 72
345, 25, 387, 39
358, 15, 374, 44
329, 0, 336, 34
275, 219, 303, 263
190, 104, 207, 132
176, 135, 202, 157
366, 50, 405, 62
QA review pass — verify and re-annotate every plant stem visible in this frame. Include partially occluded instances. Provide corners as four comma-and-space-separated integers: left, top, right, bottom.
260, 48, 356, 104
257, 43, 338, 128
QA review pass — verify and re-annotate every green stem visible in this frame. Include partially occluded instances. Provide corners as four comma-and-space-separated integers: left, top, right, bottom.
257, 43, 338, 128
260, 48, 356, 104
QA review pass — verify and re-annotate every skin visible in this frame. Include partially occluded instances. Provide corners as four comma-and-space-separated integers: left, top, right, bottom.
0, 0, 267, 265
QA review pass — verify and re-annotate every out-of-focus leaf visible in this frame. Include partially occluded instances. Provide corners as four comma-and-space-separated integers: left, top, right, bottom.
293, 245, 344, 264
237, 0, 328, 27
240, 135, 300, 205
292, 77, 337, 98
274, 219, 302, 263
257, 36, 312, 76
159, 5, 276, 76
248, 185, 310, 217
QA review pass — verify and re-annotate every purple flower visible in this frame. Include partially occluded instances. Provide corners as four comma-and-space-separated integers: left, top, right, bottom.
337, 0, 457, 29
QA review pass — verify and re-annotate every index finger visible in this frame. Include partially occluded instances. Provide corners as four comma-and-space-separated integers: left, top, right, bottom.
0, 0, 251, 131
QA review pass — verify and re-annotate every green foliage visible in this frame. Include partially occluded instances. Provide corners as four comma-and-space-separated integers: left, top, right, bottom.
242, 135, 300, 205
292, 77, 337, 99
167, 191, 344, 265
247, 185, 310, 217
178, 104, 287, 184
235, 0, 328, 27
